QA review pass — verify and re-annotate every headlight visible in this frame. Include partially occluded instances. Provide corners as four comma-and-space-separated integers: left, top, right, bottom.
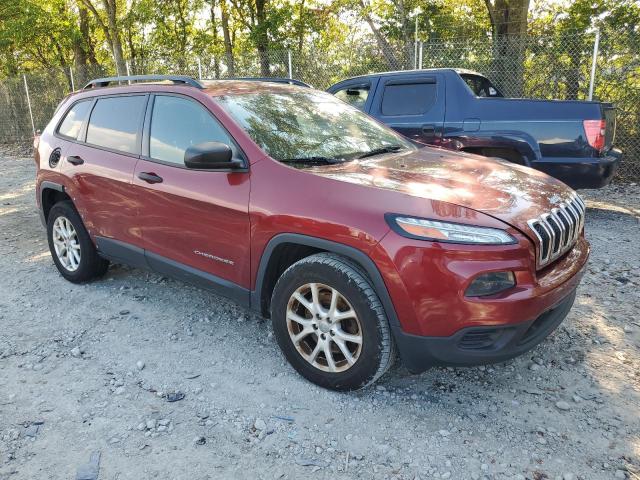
387, 214, 516, 245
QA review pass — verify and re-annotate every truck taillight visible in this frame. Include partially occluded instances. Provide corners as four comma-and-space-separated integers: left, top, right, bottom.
583, 119, 605, 152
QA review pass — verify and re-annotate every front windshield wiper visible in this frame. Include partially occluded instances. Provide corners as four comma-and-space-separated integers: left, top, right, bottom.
280, 156, 344, 165
356, 145, 405, 159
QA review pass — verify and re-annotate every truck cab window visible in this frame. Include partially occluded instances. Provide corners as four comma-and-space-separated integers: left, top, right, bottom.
460, 74, 503, 98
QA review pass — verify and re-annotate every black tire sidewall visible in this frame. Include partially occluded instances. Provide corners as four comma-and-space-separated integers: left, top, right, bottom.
271, 258, 388, 391
46, 201, 104, 282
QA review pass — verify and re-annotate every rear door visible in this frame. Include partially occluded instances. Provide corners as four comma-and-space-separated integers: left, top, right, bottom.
132, 93, 251, 290
61, 94, 147, 249
369, 74, 445, 145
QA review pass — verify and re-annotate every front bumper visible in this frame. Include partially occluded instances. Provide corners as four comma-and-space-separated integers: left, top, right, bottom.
391, 289, 576, 373
372, 227, 589, 373
535, 148, 622, 189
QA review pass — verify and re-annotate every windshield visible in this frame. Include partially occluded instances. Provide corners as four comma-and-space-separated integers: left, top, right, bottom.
216, 89, 415, 163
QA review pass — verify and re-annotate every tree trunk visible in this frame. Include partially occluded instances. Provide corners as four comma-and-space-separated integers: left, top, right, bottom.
220, 0, 235, 77
81, 6, 99, 66
255, 0, 270, 76
484, 0, 530, 97
296, 0, 305, 54
565, 36, 581, 100
81, 0, 127, 76
208, 0, 221, 78
102, 0, 126, 75
73, 16, 88, 70
393, 0, 413, 69
361, 1, 401, 70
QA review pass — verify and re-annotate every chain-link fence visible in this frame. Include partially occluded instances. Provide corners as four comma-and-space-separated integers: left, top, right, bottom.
2, 31, 638, 181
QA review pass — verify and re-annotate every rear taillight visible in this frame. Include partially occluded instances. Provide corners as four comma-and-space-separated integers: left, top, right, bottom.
583, 119, 606, 152
33, 134, 41, 167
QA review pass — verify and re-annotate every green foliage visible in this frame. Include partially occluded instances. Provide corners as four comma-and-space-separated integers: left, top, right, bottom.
0, 0, 638, 179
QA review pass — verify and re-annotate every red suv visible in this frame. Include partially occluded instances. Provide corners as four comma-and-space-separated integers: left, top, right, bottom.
35, 75, 589, 391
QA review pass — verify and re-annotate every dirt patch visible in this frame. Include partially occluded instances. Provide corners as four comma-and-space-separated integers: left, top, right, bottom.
1, 154, 638, 480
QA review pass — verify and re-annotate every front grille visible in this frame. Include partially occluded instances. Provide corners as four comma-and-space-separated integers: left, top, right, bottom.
527, 194, 585, 269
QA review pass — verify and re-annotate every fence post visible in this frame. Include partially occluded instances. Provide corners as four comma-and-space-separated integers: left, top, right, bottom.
23, 74, 36, 136
414, 16, 418, 69
197, 58, 203, 80
588, 29, 600, 101
419, 42, 423, 69
125, 61, 131, 83
69, 66, 75, 91
287, 50, 293, 79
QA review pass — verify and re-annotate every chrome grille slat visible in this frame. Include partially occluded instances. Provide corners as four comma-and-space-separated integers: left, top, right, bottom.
550, 209, 567, 247
528, 193, 585, 269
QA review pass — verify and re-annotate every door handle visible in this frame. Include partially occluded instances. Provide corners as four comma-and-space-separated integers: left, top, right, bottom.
138, 172, 163, 184
67, 155, 84, 165
421, 124, 436, 135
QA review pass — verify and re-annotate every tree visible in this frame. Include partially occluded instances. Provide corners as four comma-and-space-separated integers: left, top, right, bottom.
230, 0, 271, 76
220, 0, 236, 76
484, 0, 530, 96
79, 0, 127, 75
359, 0, 403, 69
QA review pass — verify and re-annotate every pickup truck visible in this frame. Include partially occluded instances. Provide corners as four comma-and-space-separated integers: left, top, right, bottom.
327, 68, 622, 189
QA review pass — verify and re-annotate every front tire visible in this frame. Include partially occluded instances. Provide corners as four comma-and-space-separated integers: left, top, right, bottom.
47, 201, 109, 283
271, 253, 394, 391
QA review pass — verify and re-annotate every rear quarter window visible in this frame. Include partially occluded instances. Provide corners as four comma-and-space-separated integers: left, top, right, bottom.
86, 95, 147, 154
57, 100, 92, 139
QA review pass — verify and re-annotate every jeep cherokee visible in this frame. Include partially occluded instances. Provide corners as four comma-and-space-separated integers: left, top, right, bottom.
34, 75, 589, 391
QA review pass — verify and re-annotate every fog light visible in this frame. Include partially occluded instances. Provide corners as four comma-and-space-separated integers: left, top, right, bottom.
465, 272, 515, 297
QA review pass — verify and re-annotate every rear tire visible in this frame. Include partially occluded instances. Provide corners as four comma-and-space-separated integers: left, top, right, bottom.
47, 201, 109, 283
271, 253, 394, 391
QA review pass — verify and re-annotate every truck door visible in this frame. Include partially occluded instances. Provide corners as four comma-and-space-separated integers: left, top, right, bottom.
369, 74, 445, 146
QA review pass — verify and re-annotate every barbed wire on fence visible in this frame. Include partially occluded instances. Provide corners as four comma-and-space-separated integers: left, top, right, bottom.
1, 31, 638, 181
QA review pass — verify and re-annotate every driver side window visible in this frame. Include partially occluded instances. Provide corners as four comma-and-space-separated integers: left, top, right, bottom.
334, 84, 370, 111
149, 95, 237, 165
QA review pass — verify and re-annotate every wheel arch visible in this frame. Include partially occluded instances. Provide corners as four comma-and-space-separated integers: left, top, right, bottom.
461, 146, 528, 165
251, 234, 400, 328
39, 181, 72, 225
455, 131, 540, 166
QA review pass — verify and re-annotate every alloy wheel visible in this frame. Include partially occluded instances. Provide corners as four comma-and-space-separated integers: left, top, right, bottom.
52, 216, 81, 272
286, 282, 363, 373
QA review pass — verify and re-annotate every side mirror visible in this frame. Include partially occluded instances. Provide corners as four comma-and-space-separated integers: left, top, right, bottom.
184, 142, 243, 170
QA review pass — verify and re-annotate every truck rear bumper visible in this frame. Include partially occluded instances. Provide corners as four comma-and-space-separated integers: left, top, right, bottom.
534, 148, 622, 189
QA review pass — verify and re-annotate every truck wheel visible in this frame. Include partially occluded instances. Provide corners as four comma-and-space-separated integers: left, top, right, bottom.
47, 201, 109, 283
271, 253, 395, 391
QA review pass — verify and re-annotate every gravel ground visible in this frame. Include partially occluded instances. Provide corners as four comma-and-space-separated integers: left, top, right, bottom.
1, 153, 639, 480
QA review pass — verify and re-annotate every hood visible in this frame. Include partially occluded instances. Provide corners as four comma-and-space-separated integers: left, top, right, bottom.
307, 147, 577, 237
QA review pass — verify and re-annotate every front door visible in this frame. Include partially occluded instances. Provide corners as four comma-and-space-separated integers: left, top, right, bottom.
369, 74, 445, 145
132, 94, 251, 291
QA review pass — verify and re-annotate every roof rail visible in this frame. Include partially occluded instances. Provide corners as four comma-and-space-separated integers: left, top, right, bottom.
226, 77, 312, 88
83, 75, 203, 90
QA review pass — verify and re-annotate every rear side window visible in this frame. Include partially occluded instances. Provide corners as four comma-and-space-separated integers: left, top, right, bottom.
460, 74, 503, 97
334, 84, 370, 110
149, 95, 236, 165
86, 96, 146, 154
58, 100, 92, 139
381, 81, 436, 116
